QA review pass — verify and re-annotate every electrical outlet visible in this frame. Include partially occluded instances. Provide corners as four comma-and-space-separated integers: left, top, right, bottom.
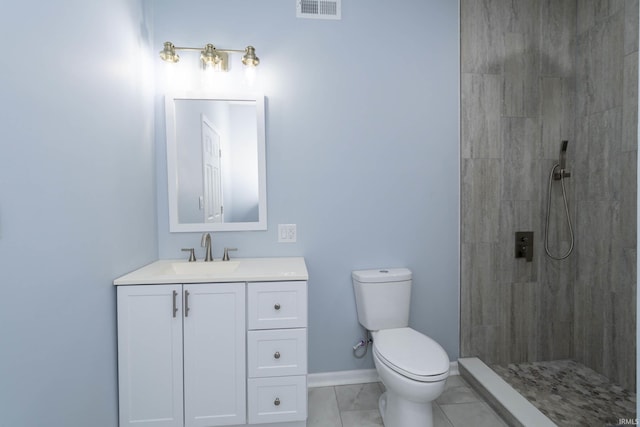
278, 224, 297, 243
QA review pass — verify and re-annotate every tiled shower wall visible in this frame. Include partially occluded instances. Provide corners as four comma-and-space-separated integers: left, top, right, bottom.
461, 0, 577, 366
573, 1, 637, 390
460, 0, 638, 390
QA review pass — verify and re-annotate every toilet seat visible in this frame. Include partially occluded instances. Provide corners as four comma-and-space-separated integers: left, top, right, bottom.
373, 328, 449, 382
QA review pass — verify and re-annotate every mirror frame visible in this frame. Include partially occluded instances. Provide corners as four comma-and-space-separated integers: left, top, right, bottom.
165, 92, 267, 232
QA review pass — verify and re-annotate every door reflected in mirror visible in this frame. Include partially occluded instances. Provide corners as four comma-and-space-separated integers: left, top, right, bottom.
165, 94, 266, 232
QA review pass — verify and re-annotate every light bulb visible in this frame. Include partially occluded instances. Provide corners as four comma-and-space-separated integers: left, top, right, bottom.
244, 65, 257, 86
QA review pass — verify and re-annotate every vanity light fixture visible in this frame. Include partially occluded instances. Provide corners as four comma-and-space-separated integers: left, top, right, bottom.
159, 41, 259, 72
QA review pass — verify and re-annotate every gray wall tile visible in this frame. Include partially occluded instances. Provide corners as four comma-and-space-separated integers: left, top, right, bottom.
585, 12, 624, 115
461, 73, 503, 159
577, 0, 623, 34
510, 282, 539, 362
460, 243, 474, 356
503, 0, 540, 35
540, 0, 577, 76
501, 117, 539, 201
578, 108, 622, 201
625, 0, 639, 54
540, 77, 576, 159
460, 0, 505, 74
622, 52, 638, 152
461, 159, 501, 243
503, 32, 540, 118
620, 152, 637, 248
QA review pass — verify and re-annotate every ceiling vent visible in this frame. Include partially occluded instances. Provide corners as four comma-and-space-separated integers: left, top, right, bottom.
297, 0, 341, 20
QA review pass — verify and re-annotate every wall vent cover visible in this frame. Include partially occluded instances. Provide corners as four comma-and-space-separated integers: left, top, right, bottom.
297, 0, 341, 20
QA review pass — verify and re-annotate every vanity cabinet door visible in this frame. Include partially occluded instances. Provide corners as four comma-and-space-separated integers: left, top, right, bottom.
183, 283, 246, 427
117, 285, 184, 427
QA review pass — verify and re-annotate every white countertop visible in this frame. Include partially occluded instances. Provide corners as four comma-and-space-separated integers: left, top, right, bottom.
114, 257, 308, 285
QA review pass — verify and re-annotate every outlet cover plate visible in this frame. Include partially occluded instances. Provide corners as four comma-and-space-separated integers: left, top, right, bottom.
278, 224, 297, 243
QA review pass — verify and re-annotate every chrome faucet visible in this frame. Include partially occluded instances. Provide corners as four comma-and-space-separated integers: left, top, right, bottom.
201, 233, 213, 261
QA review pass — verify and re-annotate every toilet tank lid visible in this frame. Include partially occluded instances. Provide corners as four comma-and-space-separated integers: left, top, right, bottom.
352, 268, 411, 283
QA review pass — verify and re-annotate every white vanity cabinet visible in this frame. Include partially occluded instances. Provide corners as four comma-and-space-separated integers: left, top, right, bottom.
117, 283, 246, 427
114, 257, 309, 427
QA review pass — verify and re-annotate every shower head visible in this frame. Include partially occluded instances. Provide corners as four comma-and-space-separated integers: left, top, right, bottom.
560, 140, 569, 170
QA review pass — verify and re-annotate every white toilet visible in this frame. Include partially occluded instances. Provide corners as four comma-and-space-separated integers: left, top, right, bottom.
352, 268, 449, 427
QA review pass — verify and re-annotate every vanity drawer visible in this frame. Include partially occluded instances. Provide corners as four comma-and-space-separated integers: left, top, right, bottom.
247, 281, 307, 330
248, 329, 307, 378
247, 376, 307, 424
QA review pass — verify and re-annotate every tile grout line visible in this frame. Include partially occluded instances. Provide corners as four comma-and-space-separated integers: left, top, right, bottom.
438, 401, 476, 427
434, 402, 456, 427
333, 386, 345, 427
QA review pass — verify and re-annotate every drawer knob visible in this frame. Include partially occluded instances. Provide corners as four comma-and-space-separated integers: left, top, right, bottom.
274, 351, 281, 359
274, 397, 281, 406
274, 303, 281, 310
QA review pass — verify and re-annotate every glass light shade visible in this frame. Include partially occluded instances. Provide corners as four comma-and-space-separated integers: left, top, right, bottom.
201, 44, 219, 66
242, 46, 260, 67
159, 41, 179, 63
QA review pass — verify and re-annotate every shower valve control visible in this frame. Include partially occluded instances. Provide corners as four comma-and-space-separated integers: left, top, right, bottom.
515, 231, 534, 262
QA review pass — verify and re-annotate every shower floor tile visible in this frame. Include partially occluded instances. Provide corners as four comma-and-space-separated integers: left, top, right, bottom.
491, 360, 636, 427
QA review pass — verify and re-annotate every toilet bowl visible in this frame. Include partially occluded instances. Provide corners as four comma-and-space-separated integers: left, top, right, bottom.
352, 268, 450, 427
372, 328, 448, 427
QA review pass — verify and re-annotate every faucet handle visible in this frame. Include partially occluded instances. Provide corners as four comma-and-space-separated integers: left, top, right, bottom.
181, 248, 196, 262
222, 247, 237, 261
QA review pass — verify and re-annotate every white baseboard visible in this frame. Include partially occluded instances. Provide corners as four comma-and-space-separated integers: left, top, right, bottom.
449, 360, 460, 376
308, 369, 379, 388
308, 361, 459, 388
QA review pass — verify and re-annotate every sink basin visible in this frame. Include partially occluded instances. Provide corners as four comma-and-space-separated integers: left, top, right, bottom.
164, 261, 240, 275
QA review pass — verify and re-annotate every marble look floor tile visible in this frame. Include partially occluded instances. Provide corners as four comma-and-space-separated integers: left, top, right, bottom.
436, 375, 482, 405
440, 401, 508, 427
307, 377, 508, 427
340, 409, 384, 427
433, 403, 455, 427
334, 382, 382, 411
308, 386, 342, 427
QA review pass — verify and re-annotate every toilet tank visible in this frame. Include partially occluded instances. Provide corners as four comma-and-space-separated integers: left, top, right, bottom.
352, 268, 412, 331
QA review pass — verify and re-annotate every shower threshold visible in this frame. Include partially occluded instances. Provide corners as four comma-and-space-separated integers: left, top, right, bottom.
459, 358, 555, 426
459, 357, 636, 427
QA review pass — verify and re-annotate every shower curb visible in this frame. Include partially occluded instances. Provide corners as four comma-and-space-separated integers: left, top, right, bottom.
458, 358, 557, 427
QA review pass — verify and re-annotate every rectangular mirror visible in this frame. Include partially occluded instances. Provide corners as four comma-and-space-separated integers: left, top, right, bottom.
165, 93, 266, 232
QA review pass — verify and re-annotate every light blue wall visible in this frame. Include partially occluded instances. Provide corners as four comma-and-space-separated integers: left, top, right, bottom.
0, 1, 157, 426
153, 0, 460, 373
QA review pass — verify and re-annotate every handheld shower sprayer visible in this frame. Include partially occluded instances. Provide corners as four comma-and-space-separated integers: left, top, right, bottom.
544, 140, 574, 260
553, 140, 571, 180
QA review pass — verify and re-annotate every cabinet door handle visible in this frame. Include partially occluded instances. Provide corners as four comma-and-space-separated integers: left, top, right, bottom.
184, 290, 190, 317
274, 351, 281, 359
274, 397, 280, 406
172, 290, 178, 318
274, 303, 281, 310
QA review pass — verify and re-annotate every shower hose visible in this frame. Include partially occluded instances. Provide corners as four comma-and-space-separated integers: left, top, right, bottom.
544, 163, 574, 260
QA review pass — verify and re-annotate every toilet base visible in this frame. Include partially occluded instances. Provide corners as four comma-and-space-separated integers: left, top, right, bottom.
378, 391, 434, 427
